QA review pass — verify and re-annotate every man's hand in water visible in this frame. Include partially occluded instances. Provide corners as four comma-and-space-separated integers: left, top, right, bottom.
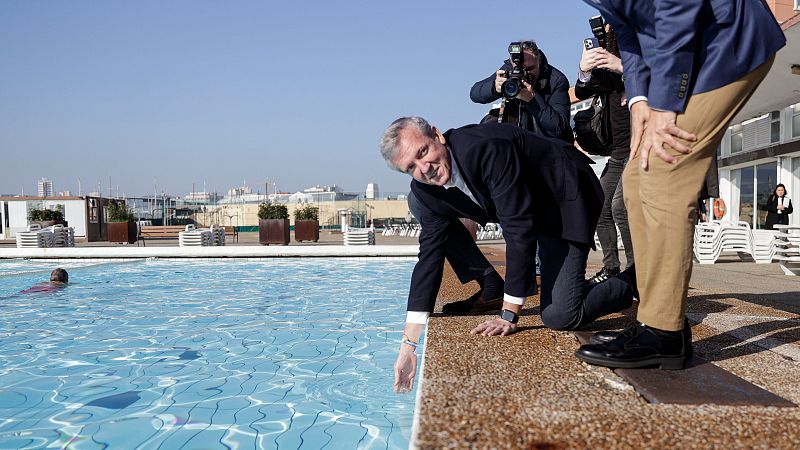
393, 345, 417, 393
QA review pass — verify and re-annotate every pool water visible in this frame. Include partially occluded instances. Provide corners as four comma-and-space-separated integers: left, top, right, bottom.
0, 259, 418, 449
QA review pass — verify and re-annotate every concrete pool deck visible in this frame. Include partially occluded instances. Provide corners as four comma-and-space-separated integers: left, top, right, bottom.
414, 246, 800, 449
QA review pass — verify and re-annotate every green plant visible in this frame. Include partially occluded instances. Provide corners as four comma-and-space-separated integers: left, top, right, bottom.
108, 200, 134, 222
258, 203, 288, 220
294, 205, 319, 221
29, 208, 64, 223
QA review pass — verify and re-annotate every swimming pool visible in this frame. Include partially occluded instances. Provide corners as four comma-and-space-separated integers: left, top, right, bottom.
0, 258, 418, 449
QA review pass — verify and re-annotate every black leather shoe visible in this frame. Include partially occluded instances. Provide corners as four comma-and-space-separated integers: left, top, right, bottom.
441, 290, 503, 315
575, 321, 689, 370
589, 318, 693, 358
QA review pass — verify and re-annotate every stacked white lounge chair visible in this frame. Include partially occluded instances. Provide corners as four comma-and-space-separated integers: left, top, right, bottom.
477, 223, 503, 240
774, 225, 800, 276
692, 220, 784, 264
210, 224, 226, 246
381, 223, 420, 237
751, 229, 777, 264
344, 227, 376, 245
178, 224, 227, 247
15, 224, 75, 248
44, 224, 75, 247
16, 225, 54, 248
178, 224, 213, 247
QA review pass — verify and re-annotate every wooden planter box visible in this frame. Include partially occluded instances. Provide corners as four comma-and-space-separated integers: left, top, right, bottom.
259, 219, 290, 245
294, 220, 319, 242
108, 221, 138, 244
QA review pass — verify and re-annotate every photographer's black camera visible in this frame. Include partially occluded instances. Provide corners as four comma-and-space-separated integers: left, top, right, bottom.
589, 15, 606, 46
500, 42, 534, 99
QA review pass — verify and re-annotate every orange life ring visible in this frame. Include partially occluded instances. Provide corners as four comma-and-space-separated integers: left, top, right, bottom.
713, 198, 726, 220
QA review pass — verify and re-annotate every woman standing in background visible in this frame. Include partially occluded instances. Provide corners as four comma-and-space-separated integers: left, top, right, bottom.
765, 184, 793, 230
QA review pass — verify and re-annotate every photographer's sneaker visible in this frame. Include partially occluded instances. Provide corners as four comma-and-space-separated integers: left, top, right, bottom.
588, 266, 620, 284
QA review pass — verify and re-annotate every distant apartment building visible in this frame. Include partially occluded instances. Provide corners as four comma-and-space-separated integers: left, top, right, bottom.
37, 178, 54, 197
366, 183, 379, 200
181, 191, 221, 203
58, 191, 72, 197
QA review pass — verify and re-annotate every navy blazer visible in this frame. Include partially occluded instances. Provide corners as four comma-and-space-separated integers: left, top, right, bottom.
407, 123, 602, 312
582, 0, 785, 112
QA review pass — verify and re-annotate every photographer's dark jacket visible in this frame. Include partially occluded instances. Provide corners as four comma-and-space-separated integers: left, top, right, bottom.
407, 123, 602, 312
470, 51, 574, 144
574, 71, 631, 161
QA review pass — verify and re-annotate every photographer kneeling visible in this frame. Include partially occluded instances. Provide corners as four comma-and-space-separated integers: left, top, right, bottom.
470, 39, 573, 144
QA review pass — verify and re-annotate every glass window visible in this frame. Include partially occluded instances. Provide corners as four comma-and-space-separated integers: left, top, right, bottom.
737, 166, 754, 224
731, 123, 744, 153
88, 198, 98, 223
793, 103, 800, 138
756, 162, 777, 228
770, 111, 781, 143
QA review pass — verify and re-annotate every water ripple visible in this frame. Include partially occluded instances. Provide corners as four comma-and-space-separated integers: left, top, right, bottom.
0, 259, 417, 449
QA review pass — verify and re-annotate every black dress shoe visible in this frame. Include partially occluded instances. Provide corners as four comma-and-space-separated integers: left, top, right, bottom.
575, 321, 689, 370
441, 290, 503, 315
589, 318, 694, 357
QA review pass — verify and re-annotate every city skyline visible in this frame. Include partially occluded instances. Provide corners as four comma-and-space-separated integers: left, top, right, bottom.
1, 1, 598, 195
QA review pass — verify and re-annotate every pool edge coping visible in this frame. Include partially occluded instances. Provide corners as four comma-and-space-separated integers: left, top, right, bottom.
0, 245, 420, 259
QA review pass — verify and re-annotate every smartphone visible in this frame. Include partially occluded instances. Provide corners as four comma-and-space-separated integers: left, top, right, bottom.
584, 37, 599, 50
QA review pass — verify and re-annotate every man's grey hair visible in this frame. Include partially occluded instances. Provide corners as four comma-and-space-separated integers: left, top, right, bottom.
379, 116, 436, 171
520, 39, 539, 55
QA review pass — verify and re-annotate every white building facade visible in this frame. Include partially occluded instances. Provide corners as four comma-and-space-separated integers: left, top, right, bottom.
716, 14, 800, 229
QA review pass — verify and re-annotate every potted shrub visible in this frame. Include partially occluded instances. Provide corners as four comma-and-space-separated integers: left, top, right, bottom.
29, 208, 65, 229
107, 200, 137, 244
258, 203, 290, 245
294, 205, 320, 242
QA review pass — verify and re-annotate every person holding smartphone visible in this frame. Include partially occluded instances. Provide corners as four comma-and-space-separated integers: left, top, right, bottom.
575, 21, 635, 284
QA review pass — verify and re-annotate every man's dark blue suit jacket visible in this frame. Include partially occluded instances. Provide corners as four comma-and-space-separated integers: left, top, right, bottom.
582, 0, 785, 112
407, 123, 602, 312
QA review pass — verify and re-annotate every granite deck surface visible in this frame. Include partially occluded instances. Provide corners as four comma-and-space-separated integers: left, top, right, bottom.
414, 247, 800, 449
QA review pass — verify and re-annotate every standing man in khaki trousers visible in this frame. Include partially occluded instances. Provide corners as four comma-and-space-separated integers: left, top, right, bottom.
576, 0, 786, 369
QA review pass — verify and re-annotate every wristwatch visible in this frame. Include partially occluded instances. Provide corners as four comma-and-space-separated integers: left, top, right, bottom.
499, 309, 519, 324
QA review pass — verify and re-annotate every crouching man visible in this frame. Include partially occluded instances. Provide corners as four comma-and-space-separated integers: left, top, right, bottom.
380, 118, 637, 392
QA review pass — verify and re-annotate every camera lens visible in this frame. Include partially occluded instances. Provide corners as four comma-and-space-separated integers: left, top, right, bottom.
501, 79, 520, 99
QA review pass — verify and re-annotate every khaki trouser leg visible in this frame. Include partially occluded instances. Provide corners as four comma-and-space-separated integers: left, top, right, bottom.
624, 58, 773, 331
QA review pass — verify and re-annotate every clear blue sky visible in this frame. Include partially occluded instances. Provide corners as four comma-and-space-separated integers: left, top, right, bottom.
0, 1, 599, 197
